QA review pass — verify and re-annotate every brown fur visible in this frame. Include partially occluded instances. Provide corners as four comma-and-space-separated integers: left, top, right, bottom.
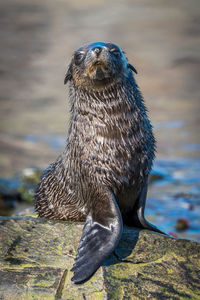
35, 42, 155, 224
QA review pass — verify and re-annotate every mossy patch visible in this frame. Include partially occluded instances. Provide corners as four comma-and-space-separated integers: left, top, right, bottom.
103, 227, 200, 299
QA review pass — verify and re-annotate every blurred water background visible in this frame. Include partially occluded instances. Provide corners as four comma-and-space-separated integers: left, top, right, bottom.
0, 0, 199, 241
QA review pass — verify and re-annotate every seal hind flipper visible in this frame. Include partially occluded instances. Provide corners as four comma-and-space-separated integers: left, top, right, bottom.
125, 180, 166, 235
71, 189, 123, 284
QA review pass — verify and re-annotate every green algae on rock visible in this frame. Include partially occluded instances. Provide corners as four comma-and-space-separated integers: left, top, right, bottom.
0, 211, 199, 300
105, 227, 200, 299
0, 213, 105, 300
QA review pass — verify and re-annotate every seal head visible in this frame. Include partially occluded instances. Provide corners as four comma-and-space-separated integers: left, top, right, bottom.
64, 42, 137, 88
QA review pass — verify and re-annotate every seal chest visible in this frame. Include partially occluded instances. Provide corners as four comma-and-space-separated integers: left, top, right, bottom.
35, 42, 165, 284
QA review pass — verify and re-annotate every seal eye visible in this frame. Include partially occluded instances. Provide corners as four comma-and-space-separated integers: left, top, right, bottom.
110, 49, 121, 58
74, 52, 84, 64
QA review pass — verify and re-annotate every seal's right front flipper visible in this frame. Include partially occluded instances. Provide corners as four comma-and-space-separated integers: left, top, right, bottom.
71, 189, 123, 284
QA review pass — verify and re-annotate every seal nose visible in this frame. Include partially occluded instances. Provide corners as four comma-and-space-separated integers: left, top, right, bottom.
93, 47, 102, 57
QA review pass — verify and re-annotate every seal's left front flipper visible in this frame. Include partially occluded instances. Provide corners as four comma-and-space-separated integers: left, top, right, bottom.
71, 188, 123, 284
125, 179, 166, 235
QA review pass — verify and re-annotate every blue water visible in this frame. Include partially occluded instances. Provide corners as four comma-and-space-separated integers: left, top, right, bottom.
147, 158, 200, 241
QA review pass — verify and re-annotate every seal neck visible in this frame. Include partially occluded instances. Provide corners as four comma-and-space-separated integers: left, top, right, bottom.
68, 76, 140, 111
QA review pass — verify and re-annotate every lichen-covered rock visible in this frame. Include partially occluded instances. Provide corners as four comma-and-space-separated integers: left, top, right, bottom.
0, 210, 199, 300
105, 228, 200, 299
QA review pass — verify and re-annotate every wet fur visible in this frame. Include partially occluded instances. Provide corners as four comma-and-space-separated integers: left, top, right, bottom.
35, 78, 155, 221
35, 42, 158, 283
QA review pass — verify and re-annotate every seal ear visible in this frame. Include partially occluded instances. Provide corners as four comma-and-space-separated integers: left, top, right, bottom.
128, 63, 138, 74
64, 63, 72, 84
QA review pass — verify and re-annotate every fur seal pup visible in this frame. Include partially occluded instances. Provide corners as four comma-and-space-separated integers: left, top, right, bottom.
35, 42, 165, 284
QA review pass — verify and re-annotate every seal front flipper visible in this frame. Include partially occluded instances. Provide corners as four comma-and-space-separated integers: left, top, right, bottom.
126, 179, 166, 235
71, 188, 123, 284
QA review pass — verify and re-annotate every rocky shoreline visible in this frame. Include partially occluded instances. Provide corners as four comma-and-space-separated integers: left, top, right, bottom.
0, 209, 199, 299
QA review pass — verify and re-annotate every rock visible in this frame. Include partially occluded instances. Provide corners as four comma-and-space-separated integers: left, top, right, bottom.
0, 210, 199, 300
0, 178, 21, 215
20, 168, 43, 185
0, 168, 43, 216
16, 168, 43, 203
175, 218, 190, 231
